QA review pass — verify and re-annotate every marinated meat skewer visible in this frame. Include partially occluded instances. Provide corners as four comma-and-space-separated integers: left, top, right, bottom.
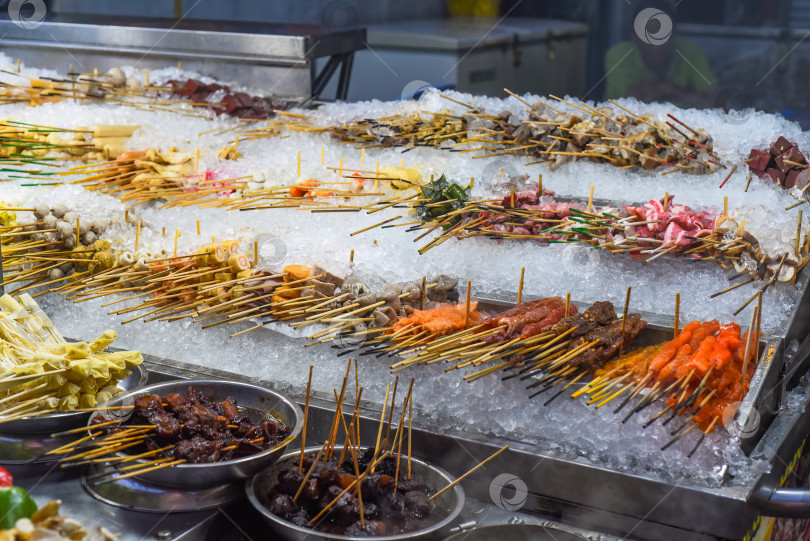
93, 386, 291, 464
550, 301, 647, 371
481, 296, 576, 344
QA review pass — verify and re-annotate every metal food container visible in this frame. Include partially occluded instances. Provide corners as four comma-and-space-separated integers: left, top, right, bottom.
246, 445, 466, 541
87, 379, 303, 490
476, 296, 782, 454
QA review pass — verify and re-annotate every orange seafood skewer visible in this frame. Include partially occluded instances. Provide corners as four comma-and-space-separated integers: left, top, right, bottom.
391, 301, 482, 340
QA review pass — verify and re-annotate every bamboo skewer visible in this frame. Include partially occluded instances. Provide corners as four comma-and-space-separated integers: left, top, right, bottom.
299, 365, 313, 472
620, 286, 631, 355
94, 459, 187, 485
429, 445, 509, 501
741, 306, 758, 385
294, 443, 327, 502
674, 293, 680, 337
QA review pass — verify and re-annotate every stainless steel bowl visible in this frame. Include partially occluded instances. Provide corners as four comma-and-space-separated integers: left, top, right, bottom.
88, 379, 303, 490
246, 446, 466, 541
0, 362, 148, 434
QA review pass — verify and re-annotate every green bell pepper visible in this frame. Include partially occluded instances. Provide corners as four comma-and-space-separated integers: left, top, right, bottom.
0, 486, 37, 529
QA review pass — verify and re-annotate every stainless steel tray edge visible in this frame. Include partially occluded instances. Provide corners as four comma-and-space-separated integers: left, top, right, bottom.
140, 354, 759, 539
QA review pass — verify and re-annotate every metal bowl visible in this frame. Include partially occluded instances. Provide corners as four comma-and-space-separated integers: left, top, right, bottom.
0, 362, 148, 434
88, 379, 303, 490
246, 446, 466, 541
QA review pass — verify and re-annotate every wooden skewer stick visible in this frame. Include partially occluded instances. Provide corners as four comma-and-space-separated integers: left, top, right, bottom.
84, 455, 175, 475
465, 280, 472, 328
570, 366, 620, 399
564, 292, 571, 317
327, 359, 352, 459
40, 430, 104, 458
686, 416, 720, 457
350, 216, 399, 236
733, 253, 787, 315
62, 437, 147, 463
84, 445, 175, 473
407, 387, 413, 479
719, 164, 737, 188
382, 376, 399, 454
516, 267, 525, 305
674, 292, 680, 338
797, 210, 803, 259
620, 286, 631, 355
309, 452, 390, 524
393, 379, 414, 494
429, 445, 509, 501
335, 409, 362, 496
710, 278, 755, 298
587, 185, 595, 212
299, 366, 313, 472
96, 459, 186, 485
50, 419, 120, 438
754, 291, 762, 363
371, 383, 391, 471
741, 306, 758, 384
660, 422, 699, 451
804, 215, 810, 253
294, 443, 327, 502
439, 93, 475, 110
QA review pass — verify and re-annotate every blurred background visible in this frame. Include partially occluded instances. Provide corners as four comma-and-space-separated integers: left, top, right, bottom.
10, 0, 810, 125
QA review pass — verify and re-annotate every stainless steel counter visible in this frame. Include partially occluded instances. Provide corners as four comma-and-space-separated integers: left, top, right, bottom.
6, 350, 803, 540
0, 15, 365, 100
3, 357, 615, 541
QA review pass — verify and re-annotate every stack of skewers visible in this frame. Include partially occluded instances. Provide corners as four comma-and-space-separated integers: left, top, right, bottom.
19, 224, 758, 456
270, 92, 722, 175
0, 292, 143, 423
308, 284, 763, 455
